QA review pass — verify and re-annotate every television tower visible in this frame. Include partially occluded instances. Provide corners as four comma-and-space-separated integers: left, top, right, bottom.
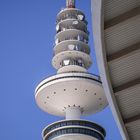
35, 0, 108, 140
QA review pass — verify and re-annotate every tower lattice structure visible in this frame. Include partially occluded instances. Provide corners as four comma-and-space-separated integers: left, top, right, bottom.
35, 0, 108, 140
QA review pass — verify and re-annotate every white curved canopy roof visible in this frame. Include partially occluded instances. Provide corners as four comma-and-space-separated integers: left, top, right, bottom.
91, 0, 140, 140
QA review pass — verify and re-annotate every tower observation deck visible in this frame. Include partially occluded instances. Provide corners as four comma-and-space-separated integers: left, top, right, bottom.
35, 0, 108, 140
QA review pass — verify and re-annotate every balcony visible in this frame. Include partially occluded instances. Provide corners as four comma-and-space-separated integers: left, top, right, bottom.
55, 34, 88, 45
60, 59, 85, 68
56, 24, 89, 34
43, 120, 106, 136
53, 43, 90, 56
56, 9, 88, 25
46, 127, 104, 140
43, 120, 105, 140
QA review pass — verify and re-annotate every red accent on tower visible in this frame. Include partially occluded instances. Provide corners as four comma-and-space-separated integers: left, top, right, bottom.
66, 0, 75, 8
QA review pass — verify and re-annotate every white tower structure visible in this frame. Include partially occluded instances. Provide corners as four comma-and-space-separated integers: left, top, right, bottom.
35, 0, 108, 140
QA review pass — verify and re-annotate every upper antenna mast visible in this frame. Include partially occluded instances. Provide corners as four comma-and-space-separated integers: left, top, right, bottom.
66, 0, 75, 8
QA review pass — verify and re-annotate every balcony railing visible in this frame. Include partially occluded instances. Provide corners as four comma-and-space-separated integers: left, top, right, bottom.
45, 127, 104, 140
57, 13, 88, 25
60, 59, 85, 68
55, 35, 88, 45
56, 26, 88, 34
43, 120, 106, 137
54, 44, 89, 55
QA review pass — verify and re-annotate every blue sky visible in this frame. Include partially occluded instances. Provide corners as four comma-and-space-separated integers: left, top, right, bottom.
0, 0, 122, 139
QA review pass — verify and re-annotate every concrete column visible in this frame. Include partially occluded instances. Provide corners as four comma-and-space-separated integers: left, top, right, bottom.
65, 107, 81, 120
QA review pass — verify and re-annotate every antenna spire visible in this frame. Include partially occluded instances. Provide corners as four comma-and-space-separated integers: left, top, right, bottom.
66, 0, 75, 8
